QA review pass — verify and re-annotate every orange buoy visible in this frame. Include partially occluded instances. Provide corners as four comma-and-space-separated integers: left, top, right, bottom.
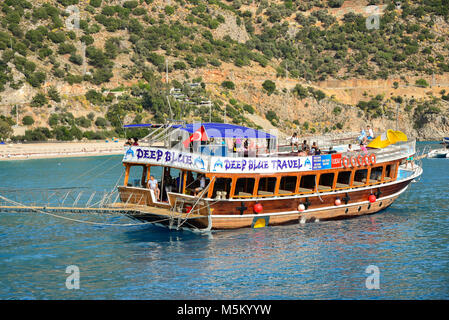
368, 194, 376, 203
369, 153, 376, 165
357, 154, 364, 166
363, 154, 370, 166
335, 198, 342, 206
350, 156, 357, 167
298, 204, 305, 212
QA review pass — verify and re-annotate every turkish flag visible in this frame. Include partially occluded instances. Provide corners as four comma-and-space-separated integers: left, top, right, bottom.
183, 125, 208, 148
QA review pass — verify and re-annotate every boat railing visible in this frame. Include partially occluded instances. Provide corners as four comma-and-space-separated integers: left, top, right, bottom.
341, 140, 415, 163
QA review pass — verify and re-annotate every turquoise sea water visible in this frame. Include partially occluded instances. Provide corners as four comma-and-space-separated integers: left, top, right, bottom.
0, 142, 448, 300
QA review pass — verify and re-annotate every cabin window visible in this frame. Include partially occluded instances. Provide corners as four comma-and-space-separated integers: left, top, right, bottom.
369, 166, 383, 183
158, 167, 183, 194
279, 176, 297, 195
299, 174, 316, 192
160, 167, 181, 201
318, 173, 334, 191
385, 164, 396, 180
234, 178, 255, 197
212, 178, 232, 199
336, 171, 352, 188
183, 171, 209, 196
127, 165, 147, 187
353, 169, 368, 186
257, 177, 277, 196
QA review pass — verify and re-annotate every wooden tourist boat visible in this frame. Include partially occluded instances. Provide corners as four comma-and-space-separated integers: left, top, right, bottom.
116, 123, 422, 231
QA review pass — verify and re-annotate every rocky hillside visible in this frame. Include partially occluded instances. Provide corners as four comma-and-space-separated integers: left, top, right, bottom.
0, 0, 448, 142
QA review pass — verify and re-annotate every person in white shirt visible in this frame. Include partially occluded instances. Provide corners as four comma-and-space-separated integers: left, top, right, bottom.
347, 144, 353, 152
147, 176, 160, 201
367, 125, 374, 139
290, 132, 300, 152
194, 174, 206, 196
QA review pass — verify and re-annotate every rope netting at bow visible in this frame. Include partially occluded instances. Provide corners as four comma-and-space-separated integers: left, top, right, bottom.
0, 186, 212, 230
0, 187, 121, 211
0, 188, 178, 227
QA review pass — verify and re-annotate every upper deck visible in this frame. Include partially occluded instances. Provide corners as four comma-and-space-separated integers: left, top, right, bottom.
122, 140, 416, 174
122, 122, 415, 174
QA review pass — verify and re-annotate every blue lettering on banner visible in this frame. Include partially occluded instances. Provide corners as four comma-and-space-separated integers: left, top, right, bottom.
321, 155, 332, 169
156, 150, 163, 161
223, 159, 269, 171
133, 148, 196, 167
312, 155, 332, 170
271, 158, 304, 171
312, 156, 322, 170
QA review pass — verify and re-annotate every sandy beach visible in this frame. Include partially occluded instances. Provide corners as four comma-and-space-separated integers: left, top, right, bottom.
0, 140, 126, 161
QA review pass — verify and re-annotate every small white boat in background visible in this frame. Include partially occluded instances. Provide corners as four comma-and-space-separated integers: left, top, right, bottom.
427, 138, 449, 158
427, 149, 449, 158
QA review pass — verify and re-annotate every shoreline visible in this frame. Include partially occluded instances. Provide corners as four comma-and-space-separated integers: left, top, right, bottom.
0, 141, 125, 161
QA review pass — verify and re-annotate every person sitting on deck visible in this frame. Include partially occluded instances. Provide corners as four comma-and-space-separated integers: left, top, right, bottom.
147, 175, 160, 201
289, 132, 300, 152
132, 138, 139, 146
360, 141, 368, 153
124, 138, 133, 146
327, 146, 337, 154
367, 125, 374, 140
358, 127, 366, 143
309, 142, 319, 155
301, 140, 309, 152
194, 174, 206, 196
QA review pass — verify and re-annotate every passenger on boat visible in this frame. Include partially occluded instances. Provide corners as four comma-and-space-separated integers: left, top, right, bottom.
327, 146, 337, 154
147, 176, 160, 201
289, 132, 300, 152
358, 127, 366, 143
243, 139, 249, 157
405, 155, 414, 169
367, 125, 374, 140
132, 138, 139, 146
194, 174, 206, 196
309, 142, 320, 155
301, 140, 309, 152
347, 144, 353, 152
360, 141, 368, 153
124, 138, 133, 146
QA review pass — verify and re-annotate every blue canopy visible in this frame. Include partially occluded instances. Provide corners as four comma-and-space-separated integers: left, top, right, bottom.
174, 123, 276, 139
124, 122, 276, 139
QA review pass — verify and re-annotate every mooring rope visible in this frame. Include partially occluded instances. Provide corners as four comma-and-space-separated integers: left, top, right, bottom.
0, 194, 172, 227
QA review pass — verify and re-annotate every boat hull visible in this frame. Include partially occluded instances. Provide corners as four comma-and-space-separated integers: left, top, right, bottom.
122, 179, 411, 230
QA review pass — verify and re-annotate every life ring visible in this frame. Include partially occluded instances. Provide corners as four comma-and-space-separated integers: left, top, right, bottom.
342, 156, 349, 168
363, 154, 370, 166
357, 154, 364, 166
350, 156, 357, 167
369, 153, 376, 165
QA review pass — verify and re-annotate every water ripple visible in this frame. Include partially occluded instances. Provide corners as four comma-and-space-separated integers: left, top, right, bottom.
0, 146, 448, 299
